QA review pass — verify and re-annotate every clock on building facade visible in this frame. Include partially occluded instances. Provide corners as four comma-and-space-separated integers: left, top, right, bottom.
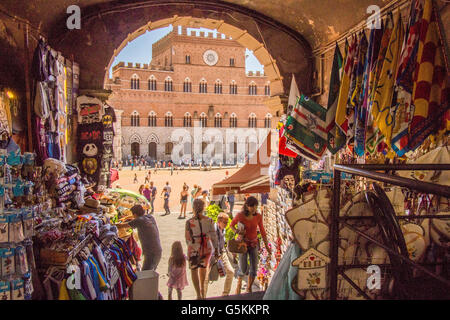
203, 49, 219, 66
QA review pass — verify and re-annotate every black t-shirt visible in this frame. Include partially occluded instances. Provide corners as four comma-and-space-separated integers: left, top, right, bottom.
77, 122, 104, 157
102, 106, 116, 134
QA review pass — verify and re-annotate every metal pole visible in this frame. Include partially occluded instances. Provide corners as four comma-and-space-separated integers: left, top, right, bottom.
338, 270, 372, 300
334, 164, 450, 198
340, 215, 450, 221
330, 169, 341, 300
341, 221, 450, 288
335, 163, 450, 171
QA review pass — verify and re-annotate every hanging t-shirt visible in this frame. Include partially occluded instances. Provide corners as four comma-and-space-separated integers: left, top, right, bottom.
102, 105, 116, 135
76, 96, 104, 124
77, 122, 104, 157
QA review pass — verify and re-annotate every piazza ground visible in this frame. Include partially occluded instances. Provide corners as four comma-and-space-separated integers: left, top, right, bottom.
111, 167, 254, 300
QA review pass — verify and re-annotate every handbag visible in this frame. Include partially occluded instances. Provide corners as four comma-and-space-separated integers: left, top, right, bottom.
227, 238, 247, 254
209, 259, 219, 282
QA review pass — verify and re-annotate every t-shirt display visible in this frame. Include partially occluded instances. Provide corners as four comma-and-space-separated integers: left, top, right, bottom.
76, 96, 105, 125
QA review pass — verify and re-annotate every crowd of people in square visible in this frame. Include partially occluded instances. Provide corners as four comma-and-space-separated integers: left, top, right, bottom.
121, 177, 271, 299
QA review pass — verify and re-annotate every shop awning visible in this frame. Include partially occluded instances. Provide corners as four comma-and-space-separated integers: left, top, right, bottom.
212, 133, 272, 195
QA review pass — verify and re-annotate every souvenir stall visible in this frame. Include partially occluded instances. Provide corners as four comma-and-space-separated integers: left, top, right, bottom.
267, 0, 449, 300
30, 38, 79, 166
0, 139, 138, 300
0, 36, 136, 299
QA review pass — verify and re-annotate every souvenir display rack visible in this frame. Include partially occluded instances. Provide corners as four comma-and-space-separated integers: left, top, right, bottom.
258, 186, 294, 288
329, 163, 450, 300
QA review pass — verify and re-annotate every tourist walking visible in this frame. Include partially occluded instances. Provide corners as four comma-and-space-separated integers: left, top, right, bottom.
133, 173, 138, 184
229, 196, 271, 294
190, 184, 198, 213
138, 184, 145, 195
167, 241, 188, 300
185, 199, 218, 299
227, 191, 235, 218
204, 212, 235, 297
149, 181, 157, 214
179, 186, 189, 219
117, 205, 162, 271
163, 187, 171, 216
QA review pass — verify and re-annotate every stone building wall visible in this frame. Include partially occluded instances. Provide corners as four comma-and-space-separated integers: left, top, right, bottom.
106, 27, 275, 162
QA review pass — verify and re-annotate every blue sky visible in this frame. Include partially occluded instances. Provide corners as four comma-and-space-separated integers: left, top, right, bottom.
109, 25, 264, 77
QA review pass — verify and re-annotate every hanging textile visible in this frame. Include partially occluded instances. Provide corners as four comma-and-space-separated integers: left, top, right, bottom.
355, 25, 383, 157
371, 10, 405, 148
348, 32, 369, 143
326, 43, 345, 154
391, 0, 423, 157
365, 14, 394, 157
407, 0, 449, 152
284, 95, 328, 161
278, 124, 298, 158
335, 36, 357, 138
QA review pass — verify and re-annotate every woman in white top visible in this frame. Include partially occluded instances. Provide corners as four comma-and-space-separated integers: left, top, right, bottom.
185, 199, 218, 299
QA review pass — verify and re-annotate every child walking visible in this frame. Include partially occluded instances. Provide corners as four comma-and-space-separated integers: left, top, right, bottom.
167, 241, 188, 300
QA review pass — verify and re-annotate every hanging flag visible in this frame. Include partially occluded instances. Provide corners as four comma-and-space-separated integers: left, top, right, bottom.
279, 75, 301, 158
391, 0, 423, 157
355, 24, 384, 157
326, 43, 345, 154
350, 31, 369, 156
407, 0, 449, 152
279, 124, 298, 158
369, 13, 394, 109
366, 15, 393, 156
285, 138, 321, 162
284, 95, 328, 161
335, 36, 357, 136
346, 32, 368, 143
288, 74, 301, 112
371, 10, 405, 147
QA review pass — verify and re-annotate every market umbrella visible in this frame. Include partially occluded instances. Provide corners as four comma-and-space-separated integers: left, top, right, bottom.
110, 188, 150, 204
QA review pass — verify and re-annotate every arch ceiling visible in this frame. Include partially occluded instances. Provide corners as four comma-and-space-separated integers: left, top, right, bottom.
1, 1, 448, 98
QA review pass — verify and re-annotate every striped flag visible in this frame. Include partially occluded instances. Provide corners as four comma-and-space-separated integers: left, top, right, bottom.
391, 0, 423, 157
326, 43, 345, 154
407, 0, 449, 152
284, 95, 328, 161
371, 10, 405, 147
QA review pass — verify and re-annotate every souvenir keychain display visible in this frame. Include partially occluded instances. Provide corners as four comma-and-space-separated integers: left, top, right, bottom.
0, 147, 36, 300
